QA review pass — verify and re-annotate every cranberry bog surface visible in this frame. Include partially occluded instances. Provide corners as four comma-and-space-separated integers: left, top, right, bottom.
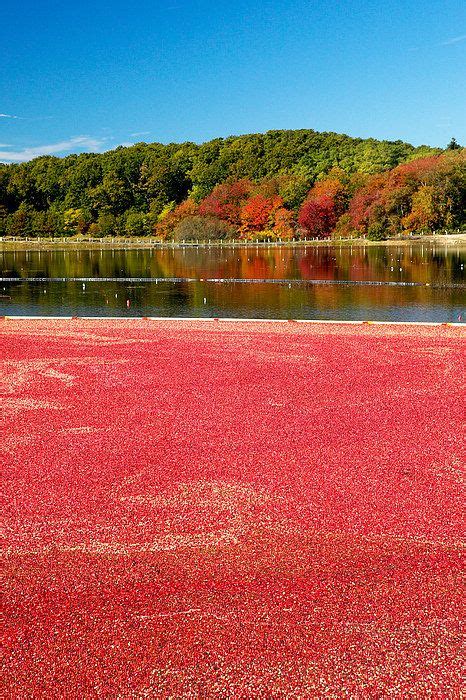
2, 319, 464, 697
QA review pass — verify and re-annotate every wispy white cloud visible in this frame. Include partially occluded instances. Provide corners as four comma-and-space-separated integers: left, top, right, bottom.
408, 33, 466, 52
130, 131, 150, 137
441, 34, 466, 46
0, 136, 105, 162
0, 112, 56, 121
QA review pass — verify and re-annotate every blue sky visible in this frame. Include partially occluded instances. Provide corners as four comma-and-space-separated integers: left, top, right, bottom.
1, 0, 465, 162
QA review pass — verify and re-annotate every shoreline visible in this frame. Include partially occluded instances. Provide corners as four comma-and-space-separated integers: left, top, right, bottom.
2, 316, 465, 326
1, 233, 465, 251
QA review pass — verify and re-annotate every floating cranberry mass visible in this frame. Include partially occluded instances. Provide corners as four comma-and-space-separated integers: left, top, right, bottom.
2, 319, 464, 696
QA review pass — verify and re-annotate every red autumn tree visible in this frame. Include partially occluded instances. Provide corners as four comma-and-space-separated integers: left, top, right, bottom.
348, 173, 386, 232
298, 195, 336, 238
310, 177, 348, 218
297, 168, 350, 238
198, 179, 253, 225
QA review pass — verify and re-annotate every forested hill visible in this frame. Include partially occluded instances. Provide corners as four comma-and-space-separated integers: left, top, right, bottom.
0, 128, 454, 239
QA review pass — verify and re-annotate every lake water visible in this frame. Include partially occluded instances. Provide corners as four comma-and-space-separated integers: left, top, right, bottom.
1, 243, 464, 321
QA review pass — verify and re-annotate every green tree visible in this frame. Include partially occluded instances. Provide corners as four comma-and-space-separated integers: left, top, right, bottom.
125, 210, 146, 236
446, 138, 461, 151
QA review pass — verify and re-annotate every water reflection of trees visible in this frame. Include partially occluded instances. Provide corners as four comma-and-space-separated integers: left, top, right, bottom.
2, 244, 464, 283
1, 244, 464, 318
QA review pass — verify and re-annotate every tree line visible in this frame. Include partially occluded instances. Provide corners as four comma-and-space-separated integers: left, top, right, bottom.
0, 129, 464, 240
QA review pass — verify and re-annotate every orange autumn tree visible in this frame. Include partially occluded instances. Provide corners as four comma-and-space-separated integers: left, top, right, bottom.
239, 195, 290, 238
272, 206, 295, 239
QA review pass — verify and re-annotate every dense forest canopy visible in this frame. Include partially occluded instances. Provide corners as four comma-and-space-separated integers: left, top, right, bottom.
0, 128, 464, 240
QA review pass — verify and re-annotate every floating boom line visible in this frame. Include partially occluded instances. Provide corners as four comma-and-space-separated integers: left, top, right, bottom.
0, 276, 464, 289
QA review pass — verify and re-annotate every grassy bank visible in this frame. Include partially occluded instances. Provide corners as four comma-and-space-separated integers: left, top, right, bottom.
1, 232, 465, 251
